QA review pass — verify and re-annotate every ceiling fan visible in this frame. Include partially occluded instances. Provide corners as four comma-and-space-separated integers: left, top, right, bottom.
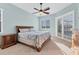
33, 3, 50, 15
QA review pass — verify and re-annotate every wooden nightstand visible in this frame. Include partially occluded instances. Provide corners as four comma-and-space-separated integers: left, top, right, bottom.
1, 34, 17, 49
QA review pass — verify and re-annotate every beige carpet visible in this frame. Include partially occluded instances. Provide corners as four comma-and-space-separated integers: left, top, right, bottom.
52, 37, 79, 55
0, 40, 64, 55
52, 37, 71, 48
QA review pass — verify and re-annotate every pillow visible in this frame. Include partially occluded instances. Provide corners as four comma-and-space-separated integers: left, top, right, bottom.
19, 28, 30, 32
30, 28, 36, 32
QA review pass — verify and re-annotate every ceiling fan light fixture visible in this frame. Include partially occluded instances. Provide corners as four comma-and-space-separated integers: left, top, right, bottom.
33, 3, 50, 15
39, 12, 47, 16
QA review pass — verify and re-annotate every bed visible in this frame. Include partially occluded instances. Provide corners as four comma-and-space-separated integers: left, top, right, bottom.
16, 26, 51, 52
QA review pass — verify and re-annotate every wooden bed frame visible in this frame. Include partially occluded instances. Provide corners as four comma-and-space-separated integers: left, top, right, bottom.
16, 26, 50, 52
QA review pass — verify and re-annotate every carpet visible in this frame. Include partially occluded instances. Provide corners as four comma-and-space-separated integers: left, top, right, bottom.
0, 40, 64, 55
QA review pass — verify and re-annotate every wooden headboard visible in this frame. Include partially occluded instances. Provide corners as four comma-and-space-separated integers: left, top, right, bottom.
16, 26, 33, 42
16, 26, 33, 33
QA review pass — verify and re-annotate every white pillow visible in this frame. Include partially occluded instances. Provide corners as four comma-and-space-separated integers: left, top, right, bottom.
19, 28, 30, 32
30, 28, 36, 32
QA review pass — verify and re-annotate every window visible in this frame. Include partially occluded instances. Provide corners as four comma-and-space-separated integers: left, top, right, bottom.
0, 9, 3, 33
56, 11, 74, 40
39, 19, 50, 31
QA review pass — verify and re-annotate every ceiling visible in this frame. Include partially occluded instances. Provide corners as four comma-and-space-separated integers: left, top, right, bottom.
13, 3, 72, 16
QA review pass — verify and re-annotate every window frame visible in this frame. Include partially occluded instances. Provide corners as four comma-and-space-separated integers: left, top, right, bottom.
0, 8, 3, 33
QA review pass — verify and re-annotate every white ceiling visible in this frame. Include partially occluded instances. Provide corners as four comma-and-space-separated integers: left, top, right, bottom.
13, 3, 72, 16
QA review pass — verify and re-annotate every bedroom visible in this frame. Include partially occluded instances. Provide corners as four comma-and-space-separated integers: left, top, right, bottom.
0, 3, 79, 55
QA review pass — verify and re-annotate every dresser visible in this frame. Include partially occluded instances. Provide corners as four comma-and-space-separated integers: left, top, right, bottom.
1, 34, 17, 49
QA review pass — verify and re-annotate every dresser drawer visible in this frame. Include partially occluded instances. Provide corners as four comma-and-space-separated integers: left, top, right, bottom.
3, 36, 11, 45
1, 34, 17, 49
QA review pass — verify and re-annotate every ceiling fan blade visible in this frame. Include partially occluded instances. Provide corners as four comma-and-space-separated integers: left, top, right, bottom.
42, 11, 49, 14
43, 7, 50, 11
32, 12, 39, 14
34, 8, 40, 11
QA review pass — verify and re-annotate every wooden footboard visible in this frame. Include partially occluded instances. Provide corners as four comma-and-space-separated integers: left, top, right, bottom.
18, 37, 51, 52
36, 36, 51, 52
18, 41, 35, 49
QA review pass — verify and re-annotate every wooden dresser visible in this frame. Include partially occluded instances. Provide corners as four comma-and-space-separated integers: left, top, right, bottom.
1, 34, 17, 49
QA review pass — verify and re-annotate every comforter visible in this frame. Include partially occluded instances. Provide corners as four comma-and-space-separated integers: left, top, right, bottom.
18, 31, 50, 48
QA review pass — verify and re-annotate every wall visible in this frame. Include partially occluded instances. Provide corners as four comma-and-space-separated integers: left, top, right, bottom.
0, 3, 79, 36
54, 3, 79, 32
39, 3, 79, 36
38, 14, 55, 36
0, 3, 39, 36
76, 4, 79, 30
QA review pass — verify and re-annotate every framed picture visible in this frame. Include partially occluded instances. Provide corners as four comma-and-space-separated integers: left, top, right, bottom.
39, 19, 50, 31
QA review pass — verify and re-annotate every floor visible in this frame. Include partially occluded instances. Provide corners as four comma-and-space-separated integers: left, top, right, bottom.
0, 39, 64, 55
0, 37, 78, 55
52, 37, 71, 55
53, 37, 79, 55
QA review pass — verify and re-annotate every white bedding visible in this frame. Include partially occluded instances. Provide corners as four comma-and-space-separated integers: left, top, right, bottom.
18, 31, 50, 48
